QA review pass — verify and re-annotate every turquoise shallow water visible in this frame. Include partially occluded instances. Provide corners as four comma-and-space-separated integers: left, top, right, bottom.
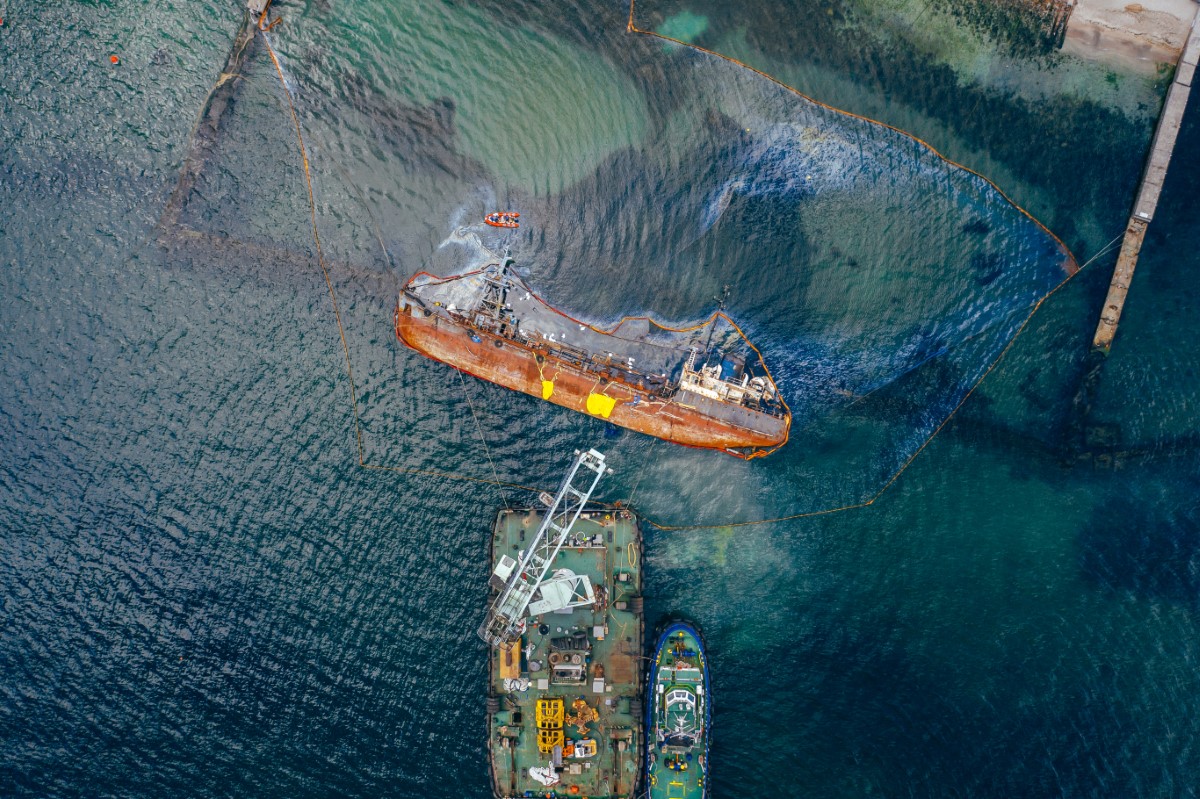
2, 1, 1199, 797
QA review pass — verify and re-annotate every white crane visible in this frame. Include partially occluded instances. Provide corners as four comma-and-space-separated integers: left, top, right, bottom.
478, 449, 611, 648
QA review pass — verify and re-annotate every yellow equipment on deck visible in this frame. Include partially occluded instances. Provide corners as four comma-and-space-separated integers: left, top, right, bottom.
535, 698, 565, 753
565, 698, 599, 733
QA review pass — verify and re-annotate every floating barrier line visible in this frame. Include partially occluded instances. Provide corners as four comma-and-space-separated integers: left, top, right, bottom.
260, 22, 541, 495
259, 8, 1117, 530
637, 261, 1092, 532
625, 0, 1080, 274
637, 236, 1126, 532
261, 27, 361, 465
620, 0, 1105, 530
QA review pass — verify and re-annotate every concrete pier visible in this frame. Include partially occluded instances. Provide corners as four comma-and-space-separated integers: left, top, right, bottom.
1093, 11, 1199, 351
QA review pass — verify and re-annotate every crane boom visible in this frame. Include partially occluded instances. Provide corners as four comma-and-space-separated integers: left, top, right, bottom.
478, 449, 611, 647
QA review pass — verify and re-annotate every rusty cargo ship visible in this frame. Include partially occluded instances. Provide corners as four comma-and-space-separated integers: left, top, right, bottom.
394, 254, 790, 458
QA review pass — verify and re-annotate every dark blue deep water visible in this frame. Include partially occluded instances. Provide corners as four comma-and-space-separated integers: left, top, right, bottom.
3, 1, 1199, 796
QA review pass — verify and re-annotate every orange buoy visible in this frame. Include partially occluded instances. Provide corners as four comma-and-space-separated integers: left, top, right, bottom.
109, 54, 120, 65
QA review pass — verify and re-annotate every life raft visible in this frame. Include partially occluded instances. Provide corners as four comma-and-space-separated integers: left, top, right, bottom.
484, 211, 520, 228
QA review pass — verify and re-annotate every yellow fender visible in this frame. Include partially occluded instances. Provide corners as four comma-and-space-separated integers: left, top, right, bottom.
542, 380, 555, 400
585, 392, 616, 418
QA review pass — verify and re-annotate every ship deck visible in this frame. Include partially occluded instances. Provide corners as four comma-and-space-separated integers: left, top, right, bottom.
487, 508, 644, 799
647, 624, 708, 799
407, 267, 757, 388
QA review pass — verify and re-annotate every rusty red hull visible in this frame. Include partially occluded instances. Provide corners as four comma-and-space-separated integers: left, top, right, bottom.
395, 305, 790, 456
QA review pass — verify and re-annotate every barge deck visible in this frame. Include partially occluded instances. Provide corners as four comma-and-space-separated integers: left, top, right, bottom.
486, 507, 644, 799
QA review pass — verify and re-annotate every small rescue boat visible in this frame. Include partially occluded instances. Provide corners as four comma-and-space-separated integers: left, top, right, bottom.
485, 211, 520, 229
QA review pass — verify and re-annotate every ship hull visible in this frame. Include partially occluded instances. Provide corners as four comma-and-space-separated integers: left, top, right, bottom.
396, 305, 788, 454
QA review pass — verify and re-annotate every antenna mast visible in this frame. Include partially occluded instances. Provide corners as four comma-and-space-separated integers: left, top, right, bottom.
702, 284, 731, 365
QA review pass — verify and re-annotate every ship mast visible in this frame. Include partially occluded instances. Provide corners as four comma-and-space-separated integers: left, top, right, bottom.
478, 449, 611, 647
701, 284, 730, 367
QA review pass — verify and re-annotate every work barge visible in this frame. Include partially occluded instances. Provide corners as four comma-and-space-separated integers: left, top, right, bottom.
396, 254, 791, 458
482, 450, 644, 799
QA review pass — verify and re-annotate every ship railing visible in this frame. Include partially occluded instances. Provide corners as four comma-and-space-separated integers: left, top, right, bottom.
681, 362, 788, 416
535, 345, 676, 394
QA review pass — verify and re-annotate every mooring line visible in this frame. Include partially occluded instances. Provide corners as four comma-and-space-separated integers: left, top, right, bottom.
332, 159, 399, 279
625, 435, 658, 509
457, 366, 513, 510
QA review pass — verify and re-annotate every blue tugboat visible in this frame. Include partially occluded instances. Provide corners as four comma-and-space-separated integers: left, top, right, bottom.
646, 621, 709, 799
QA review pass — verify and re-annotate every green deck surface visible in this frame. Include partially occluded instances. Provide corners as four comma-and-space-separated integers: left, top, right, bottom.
647, 627, 707, 799
487, 509, 643, 799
